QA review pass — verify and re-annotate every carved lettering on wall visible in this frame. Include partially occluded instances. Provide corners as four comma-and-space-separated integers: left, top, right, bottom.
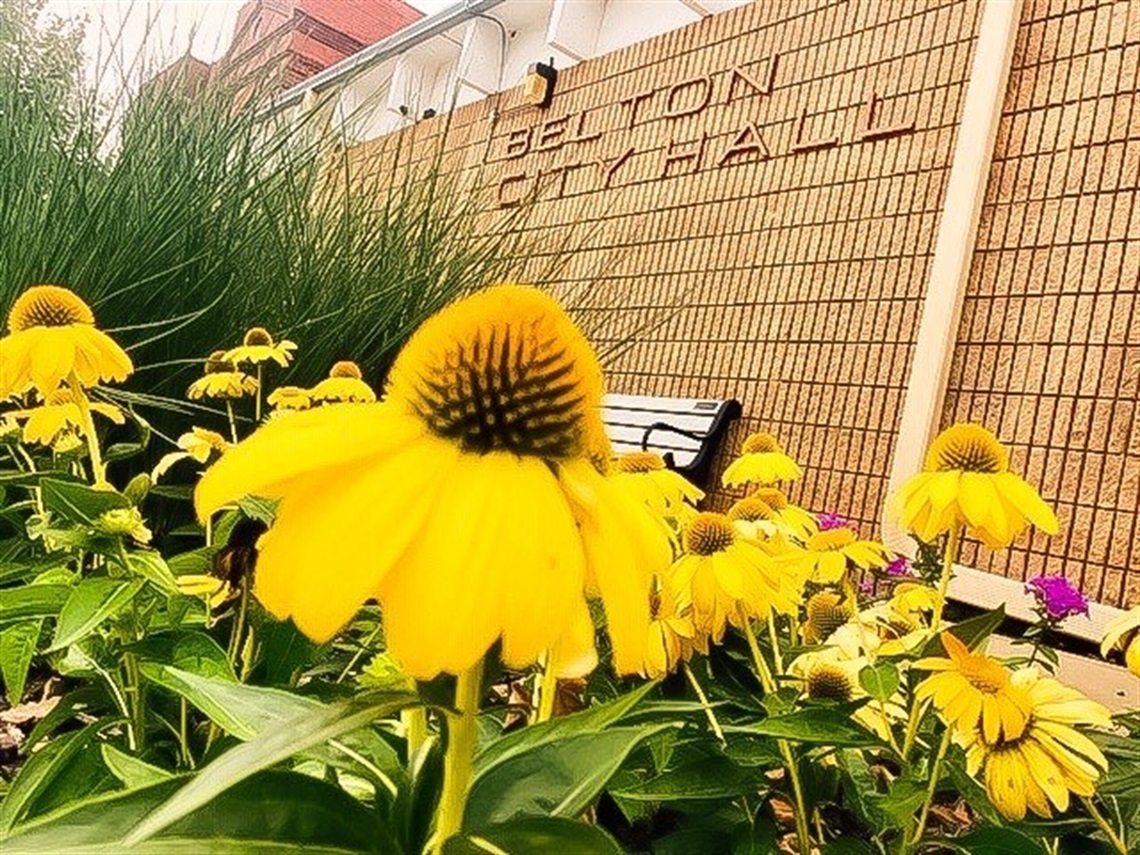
664, 76, 714, 119
858, 92, 916, 142
661, 134, 708, 178
719, 122, 771, 166
790, 107, 839, 153
493, 46, 916, 207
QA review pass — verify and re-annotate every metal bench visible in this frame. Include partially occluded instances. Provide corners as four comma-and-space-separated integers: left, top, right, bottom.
601, 393, 742, 489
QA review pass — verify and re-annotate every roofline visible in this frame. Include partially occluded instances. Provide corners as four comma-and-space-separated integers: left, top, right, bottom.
262, 0, 507, 114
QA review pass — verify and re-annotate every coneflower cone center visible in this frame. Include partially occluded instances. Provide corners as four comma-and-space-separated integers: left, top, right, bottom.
926, 424, 1008, 473
742, 431, 781, 454
728, 497, 775, 522
615, 451, 666, 473
205, 351, 234, 374
962, 658, 1009, 694
807, 665, 854, 702
244, 327, 273, 346
684, 513, 735, 555
9, 285, 94, 331
390, 286, 602, 458
806, 592, 853, 639
751, 487, 788, 510
330, 361, 362, 379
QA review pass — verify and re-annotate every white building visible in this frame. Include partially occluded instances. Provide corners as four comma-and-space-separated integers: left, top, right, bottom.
266, 0, 749, 141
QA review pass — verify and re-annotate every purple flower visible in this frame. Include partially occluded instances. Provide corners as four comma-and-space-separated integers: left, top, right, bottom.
818, 512, 850, 531
885, 556, 913, 577
858, 579, 875, 594
1025, 575, 1089, 622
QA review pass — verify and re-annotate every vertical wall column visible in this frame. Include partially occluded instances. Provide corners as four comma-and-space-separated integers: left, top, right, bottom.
883, 0, 1022, 533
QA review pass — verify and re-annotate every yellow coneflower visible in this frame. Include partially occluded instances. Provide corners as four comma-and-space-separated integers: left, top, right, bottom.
266, 385, 312, 412
309, 361, 376, 404
915, 632, 1032, 743
10, 387, 124, 447
802, 589, 856, 644
187, 352, 258, 401
195, 285, 670, 679
726, 497, 780, 542
961, 668, 1111, 821
891, 423, 1058, 549
780, 527, 892, 584
152, 427, 231, 481
1100, 605, 1140, 678
748, 487, 817, 541
788, 643, 903, 742
0, 284, 132, 397
223, 327, 297, 368
611, 451, 703, 521
722, 431, 803, 487
667, 512, 796, 644
888, 582, 940, 626
643, 584, 698, 679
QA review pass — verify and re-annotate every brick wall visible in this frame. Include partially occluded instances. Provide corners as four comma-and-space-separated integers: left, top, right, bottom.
346, 0, 1140, 607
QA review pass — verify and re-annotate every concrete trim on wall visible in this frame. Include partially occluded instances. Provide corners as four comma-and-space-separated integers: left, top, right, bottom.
879, 0, 1128, 649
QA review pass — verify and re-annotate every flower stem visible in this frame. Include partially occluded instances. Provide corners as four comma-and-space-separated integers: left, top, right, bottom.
402, 707, 428, 760
767, 610, 785, 674
910, 728, 951, 844
931, 527, 962, 633
739, 606, 776, 694
1082, 797, 1128, 855
901, 699, 931, 762
68, 375, 107, 486
740, 611, 810, 855
225, 401, 239, 443
683, 662, 726, 744
255, 365, 263, 423
435, 661, 485, 853
227, 575, 251, 678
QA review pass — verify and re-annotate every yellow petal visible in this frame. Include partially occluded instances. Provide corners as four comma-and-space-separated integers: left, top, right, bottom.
195, 405, 423, 519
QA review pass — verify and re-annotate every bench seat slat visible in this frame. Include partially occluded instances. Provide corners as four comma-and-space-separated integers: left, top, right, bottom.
601, 410, 720, 436
603, 394, 726, 415
605, 424, 703, 452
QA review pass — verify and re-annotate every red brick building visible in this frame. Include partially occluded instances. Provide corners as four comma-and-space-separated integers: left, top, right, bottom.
228, 0, 424, 90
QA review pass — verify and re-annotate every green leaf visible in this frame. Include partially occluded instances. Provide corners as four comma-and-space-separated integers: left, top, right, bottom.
0, 619, 41, 703
236, 495, 278, 524
443, 817, 623, 855
938, 606, 1006, 653
123, 552, 178, 597
4, 770, 383, 854
823, 841, 875, 854
122, 692, 416, 846
465, 724, 673, 830
612, 755, 769, 801
100, 745, 172, 789
732, 704, 882, 748
140, 664, 316, 739
170, 632, 234, 681
0, 585, 70, 624
858, 662, 900, 702
942, 827, 1047, 854
48, 578, 144, 652
40, 479, 130, 525
475, 681, 655, 774
0, 721, 107, 836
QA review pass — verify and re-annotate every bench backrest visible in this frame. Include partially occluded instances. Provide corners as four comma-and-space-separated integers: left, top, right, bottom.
601, 393, 742, 489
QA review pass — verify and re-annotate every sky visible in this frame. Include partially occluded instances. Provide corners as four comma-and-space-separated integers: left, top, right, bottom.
43, 0, 456, 90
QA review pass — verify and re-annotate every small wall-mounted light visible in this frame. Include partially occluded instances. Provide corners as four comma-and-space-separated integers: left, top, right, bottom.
523, 60, 557, 108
